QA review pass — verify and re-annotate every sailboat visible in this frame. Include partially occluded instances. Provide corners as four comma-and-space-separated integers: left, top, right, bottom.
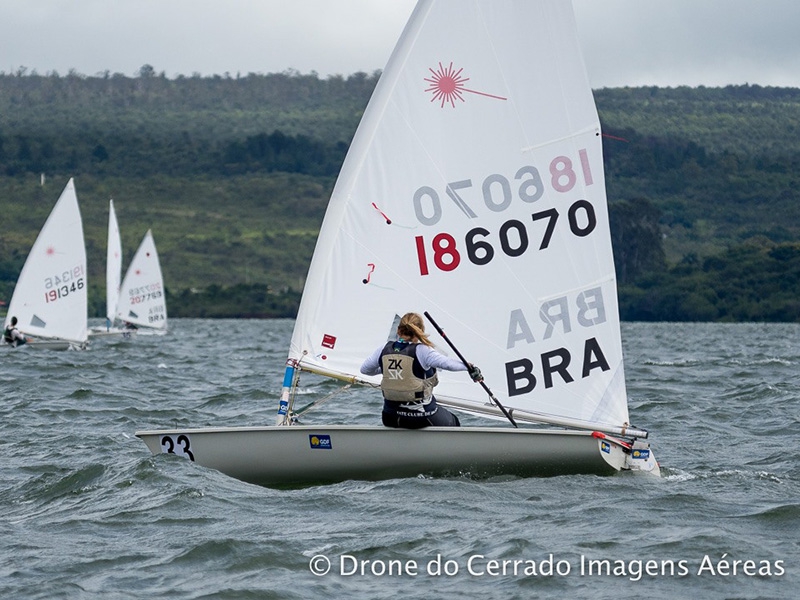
3, 178, 88, 351
137, 0, 660, 486
89, 199, 132, 338
115, 230, 167, 335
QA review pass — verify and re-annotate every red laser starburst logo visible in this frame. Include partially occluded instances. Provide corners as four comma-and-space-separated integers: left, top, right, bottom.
424, 62, 507, 108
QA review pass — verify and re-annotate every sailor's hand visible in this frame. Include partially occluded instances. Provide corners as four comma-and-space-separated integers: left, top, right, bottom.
468, 364, 483, 382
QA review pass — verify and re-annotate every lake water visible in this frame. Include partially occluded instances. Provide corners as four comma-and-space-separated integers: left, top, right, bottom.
1, 320, 797, 599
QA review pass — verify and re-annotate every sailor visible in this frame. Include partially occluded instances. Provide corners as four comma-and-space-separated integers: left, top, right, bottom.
3, 316, 29, 347
360, 312, 483, 429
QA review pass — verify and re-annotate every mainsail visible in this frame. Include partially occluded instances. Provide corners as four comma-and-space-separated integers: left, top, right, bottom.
106, 199, 122, 324
286, 0, 628, 431
5, 178, 88, 344
116, 230, 167, 330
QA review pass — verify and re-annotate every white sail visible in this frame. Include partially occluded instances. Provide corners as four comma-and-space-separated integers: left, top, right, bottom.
4, 178, 88, 344
106, 199, 122, 323
116, 230, 167, 331
288, 0, 628, 431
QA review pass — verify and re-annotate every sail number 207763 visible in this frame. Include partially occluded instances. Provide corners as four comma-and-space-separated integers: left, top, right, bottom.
413, 151, 595, 276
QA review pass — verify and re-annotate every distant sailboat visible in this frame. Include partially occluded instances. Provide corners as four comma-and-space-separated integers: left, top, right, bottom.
115, 230, 167, 335
4, 178, 88, 350
137, 0, 659, 485
90, 199, 132, 338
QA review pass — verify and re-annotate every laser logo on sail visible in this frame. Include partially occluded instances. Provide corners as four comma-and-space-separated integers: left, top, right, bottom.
424, 62, 507, 108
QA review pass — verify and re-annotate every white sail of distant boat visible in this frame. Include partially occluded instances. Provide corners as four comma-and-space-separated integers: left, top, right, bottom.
137, 0, 659, 485
115, 230, 167, 334
106, 199, 122, 325
3, 178, 88, 350
90, 199, 131, 338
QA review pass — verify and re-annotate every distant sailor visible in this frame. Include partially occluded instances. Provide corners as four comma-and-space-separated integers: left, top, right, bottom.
360, 312, 483, 429
3, 316, 29, 347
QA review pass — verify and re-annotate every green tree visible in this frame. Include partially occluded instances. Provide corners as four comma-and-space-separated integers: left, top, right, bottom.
609, 197, 666, 284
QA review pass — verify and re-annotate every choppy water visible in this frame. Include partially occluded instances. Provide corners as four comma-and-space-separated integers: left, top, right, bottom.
1, 320, 797, 599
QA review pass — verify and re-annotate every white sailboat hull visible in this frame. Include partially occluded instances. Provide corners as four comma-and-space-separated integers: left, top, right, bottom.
135, 425, 653, 487
131, 327, 167, 336
3, 337, 84, 351
88, 327, 136, 339
31, 338, 85, 350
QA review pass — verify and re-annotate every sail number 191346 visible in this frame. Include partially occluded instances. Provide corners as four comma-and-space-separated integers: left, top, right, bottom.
413, 151, 596, 276
43, 265, 85, 303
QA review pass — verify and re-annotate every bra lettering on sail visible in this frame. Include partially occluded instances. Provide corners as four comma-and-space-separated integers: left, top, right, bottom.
424, 62, 507, 108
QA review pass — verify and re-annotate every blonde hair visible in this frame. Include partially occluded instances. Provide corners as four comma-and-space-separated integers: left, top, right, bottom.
397, 312, 433, 347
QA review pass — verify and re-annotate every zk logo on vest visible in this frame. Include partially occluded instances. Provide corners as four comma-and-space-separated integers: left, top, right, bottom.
387, 358, 404, 380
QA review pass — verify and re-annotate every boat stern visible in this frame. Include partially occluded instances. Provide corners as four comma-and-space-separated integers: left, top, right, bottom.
624, 438, 661, 477
594, 432, 661, 477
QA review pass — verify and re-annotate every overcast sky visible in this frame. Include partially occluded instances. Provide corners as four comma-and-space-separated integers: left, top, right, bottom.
2, 0, 799, 89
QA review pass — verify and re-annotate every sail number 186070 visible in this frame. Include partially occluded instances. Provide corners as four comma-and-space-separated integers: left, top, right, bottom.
413, 152, 596, 276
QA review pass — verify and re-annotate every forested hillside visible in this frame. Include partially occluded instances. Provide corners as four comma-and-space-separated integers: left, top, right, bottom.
2, 68, 800, 321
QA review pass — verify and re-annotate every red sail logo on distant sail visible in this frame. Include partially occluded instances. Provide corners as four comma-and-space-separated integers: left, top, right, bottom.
424, 62, 507, 108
